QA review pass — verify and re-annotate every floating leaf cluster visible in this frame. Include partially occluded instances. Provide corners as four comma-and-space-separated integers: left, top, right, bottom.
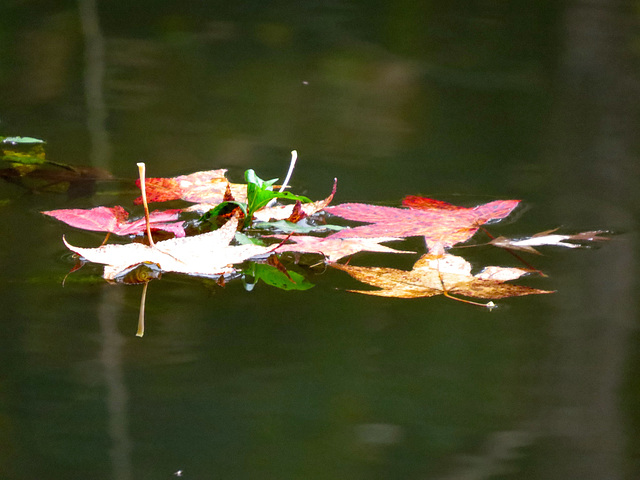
31, 148, 610, 311
0, 137, 610, 315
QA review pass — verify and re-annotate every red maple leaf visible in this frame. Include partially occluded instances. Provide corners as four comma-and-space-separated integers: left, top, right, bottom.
42, 206, 186, 237
134, 169, 247, 204
134, 177, 182, 203
401, 195, 460, 210
325, 198, 520, 254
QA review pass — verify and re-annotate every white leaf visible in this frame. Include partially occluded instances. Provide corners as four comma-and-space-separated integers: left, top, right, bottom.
64, 217, 271, 279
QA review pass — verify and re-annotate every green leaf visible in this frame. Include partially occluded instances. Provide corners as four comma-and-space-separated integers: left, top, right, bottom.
250, 190, 312, 215
234, 232, 266, 246
1, 135, 75, 170
245, 263, 314, 291
252, 220, 345, 234
245, 170, 277, 217
245, 169, 278, 190
2, 136, 45, 144
243, 169, 311, 227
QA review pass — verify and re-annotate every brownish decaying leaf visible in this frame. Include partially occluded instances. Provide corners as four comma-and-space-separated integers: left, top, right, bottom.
285, 201, 308, 223
331, 253, 553, 301
223, 182, 235, 202
490, 229, 610, 254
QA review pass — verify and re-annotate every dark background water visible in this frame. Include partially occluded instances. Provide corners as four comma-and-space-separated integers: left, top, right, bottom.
1, 1, 639, 479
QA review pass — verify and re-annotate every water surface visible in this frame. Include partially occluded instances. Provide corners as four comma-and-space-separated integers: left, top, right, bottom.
1, 1, 638, 479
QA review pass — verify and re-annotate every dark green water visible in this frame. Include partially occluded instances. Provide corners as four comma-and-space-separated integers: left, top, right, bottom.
1, 1, 639, 479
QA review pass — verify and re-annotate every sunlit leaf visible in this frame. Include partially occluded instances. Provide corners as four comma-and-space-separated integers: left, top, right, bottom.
401, 195, 460, 210
332, 253, 552, 301
326, 198, 520, 254
134, 169, 247, 204
244, 169, 311, 225
63, 216, 270, 280
271, 235, 414, 262
43, 206, 186, 237
252, 178, 337, 222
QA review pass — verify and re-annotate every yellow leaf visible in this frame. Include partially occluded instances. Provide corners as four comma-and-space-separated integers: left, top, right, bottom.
332, 253, 553, 301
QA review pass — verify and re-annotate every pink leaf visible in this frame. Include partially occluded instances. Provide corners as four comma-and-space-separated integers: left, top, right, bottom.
326, 199, 520, 254
43, 206, 185, 237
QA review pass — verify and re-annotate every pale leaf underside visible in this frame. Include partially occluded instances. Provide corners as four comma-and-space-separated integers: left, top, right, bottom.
490, 230, 610, 253
271, 235, 414, 262
64, 217, 270, 280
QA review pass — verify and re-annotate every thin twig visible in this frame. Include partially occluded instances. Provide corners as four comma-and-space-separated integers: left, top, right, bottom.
266, 150, 298, 208
279, 150, 298, 193
436, 258, 496, 308
99, 232, 111, 246
136, 162, 155, 247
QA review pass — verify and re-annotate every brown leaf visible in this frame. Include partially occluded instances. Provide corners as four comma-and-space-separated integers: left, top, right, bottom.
285, 201, 308, 223
223, 182, 235, 202
331, 253, 553, 301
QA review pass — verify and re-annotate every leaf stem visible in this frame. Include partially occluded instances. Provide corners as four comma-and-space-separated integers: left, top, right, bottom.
266, 150, 298, 209
279, 150, 297, 193
436, 258, 496, 308
136, 162, 155, 247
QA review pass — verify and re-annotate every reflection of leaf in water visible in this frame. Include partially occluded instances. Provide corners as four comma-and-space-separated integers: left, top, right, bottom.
108, 262, 163, 285
1, 163, 113, 198
244, 262, 314, 291
1, 136, 47, 165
